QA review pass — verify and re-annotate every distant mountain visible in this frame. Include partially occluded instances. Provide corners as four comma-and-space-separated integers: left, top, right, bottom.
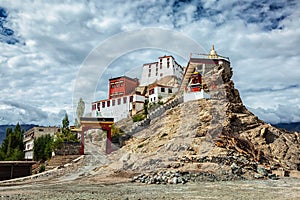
0, 124, 37, 145
273, 122, 300, 133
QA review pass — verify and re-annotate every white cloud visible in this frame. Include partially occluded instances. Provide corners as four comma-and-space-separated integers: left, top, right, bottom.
0, 0, 300, 125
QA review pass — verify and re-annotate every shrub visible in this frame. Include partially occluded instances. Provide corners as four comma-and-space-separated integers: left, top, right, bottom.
132, 113, 146, 122
39, 165, 46, 173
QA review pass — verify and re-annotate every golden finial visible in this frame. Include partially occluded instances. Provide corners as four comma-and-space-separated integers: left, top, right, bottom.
209, 44, 218, 59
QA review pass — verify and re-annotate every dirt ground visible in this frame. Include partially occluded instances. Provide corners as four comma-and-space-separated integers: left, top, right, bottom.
1, 134, 299, 200
0, 177, 300, 200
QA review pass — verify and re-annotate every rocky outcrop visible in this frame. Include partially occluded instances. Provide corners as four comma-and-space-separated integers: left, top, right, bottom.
106, 57, 300, 182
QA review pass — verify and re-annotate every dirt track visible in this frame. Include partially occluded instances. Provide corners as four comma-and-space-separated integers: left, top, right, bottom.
1, 178, 300, 200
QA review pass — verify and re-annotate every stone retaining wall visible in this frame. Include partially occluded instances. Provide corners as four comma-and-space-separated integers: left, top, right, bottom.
55, 142, 81, 155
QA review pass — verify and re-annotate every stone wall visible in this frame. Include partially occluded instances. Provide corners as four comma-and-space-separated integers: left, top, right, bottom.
55, 142, 81, 155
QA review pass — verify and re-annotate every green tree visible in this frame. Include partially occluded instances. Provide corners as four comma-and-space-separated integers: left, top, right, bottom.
0, 123, 24, 161
33, 134, 53, 161
53, 114, 79, 150
144, 99, 149, 115
62, 113, 70, 135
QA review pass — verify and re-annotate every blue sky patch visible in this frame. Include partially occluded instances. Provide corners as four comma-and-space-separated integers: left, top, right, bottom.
0, 7, 19, 45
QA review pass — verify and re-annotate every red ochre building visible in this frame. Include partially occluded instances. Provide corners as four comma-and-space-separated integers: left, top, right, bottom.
108, 76, 139, 99
92, 76, 145, 122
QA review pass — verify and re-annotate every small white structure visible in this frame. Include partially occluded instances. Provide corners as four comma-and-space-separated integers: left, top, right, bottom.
148, 83, 178, 103
184, 90, 210, 102
140, 55, 183, 86
92, 94, 145, 122
23, 127, 60, 160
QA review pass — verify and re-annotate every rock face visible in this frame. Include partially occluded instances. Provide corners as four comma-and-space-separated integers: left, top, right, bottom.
103, 58, 300, 182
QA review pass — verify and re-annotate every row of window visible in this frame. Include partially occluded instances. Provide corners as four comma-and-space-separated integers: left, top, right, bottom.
110, 92, 124, 97
161, 88, 173, 93
147, 59, 171, 69
148, 72, 164, 77
149, 88, 173, 94
94, 96, 134, 110
111, 81, 124, 88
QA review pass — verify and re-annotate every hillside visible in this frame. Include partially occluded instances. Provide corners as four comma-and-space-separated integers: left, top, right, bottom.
90, 56, 299, 183
273, 122, 300, 133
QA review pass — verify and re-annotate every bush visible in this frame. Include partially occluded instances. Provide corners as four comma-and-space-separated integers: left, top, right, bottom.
39, 165, 46, 173
132, 113, 146, 122
158, 101, 163, 105
111, 125, 124, 141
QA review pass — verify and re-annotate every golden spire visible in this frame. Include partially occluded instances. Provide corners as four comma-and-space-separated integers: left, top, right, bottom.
209, 44, 218, 59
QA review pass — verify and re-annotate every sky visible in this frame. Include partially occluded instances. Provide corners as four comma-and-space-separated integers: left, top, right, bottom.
0, 0, 300, 126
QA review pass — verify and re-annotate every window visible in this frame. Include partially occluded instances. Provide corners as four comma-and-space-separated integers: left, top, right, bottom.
92, 104, 96, 110
160, 58, 162, 63
148, 73, 151, 77
160, 73, 163, 77
156, 72, 158, 76
111, 84, 114, 88
120, 82, 123, 87
112, 100, 115, 106
130, 96, 133, 102
154, 97, 156, 101
148, 65, 151, 69
160, 65, 162, 69
116, 83, 119, 88
97, 103, 100, 111
149, 69, 151, 72
167, 62, 170, 68
168, 88, 172, 93
149, 89, 154, 95
102, 102, 105, 108
118, 98, 121, 105
123, 97, 127, 104
161, 88, 165, 92
107, 101, 110, 107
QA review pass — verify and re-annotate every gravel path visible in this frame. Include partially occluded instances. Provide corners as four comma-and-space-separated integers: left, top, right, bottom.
0, 178, 300, 200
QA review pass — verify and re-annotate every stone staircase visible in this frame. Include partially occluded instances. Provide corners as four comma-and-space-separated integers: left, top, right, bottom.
46, 155, 81, 170
179, 63, 196, 93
